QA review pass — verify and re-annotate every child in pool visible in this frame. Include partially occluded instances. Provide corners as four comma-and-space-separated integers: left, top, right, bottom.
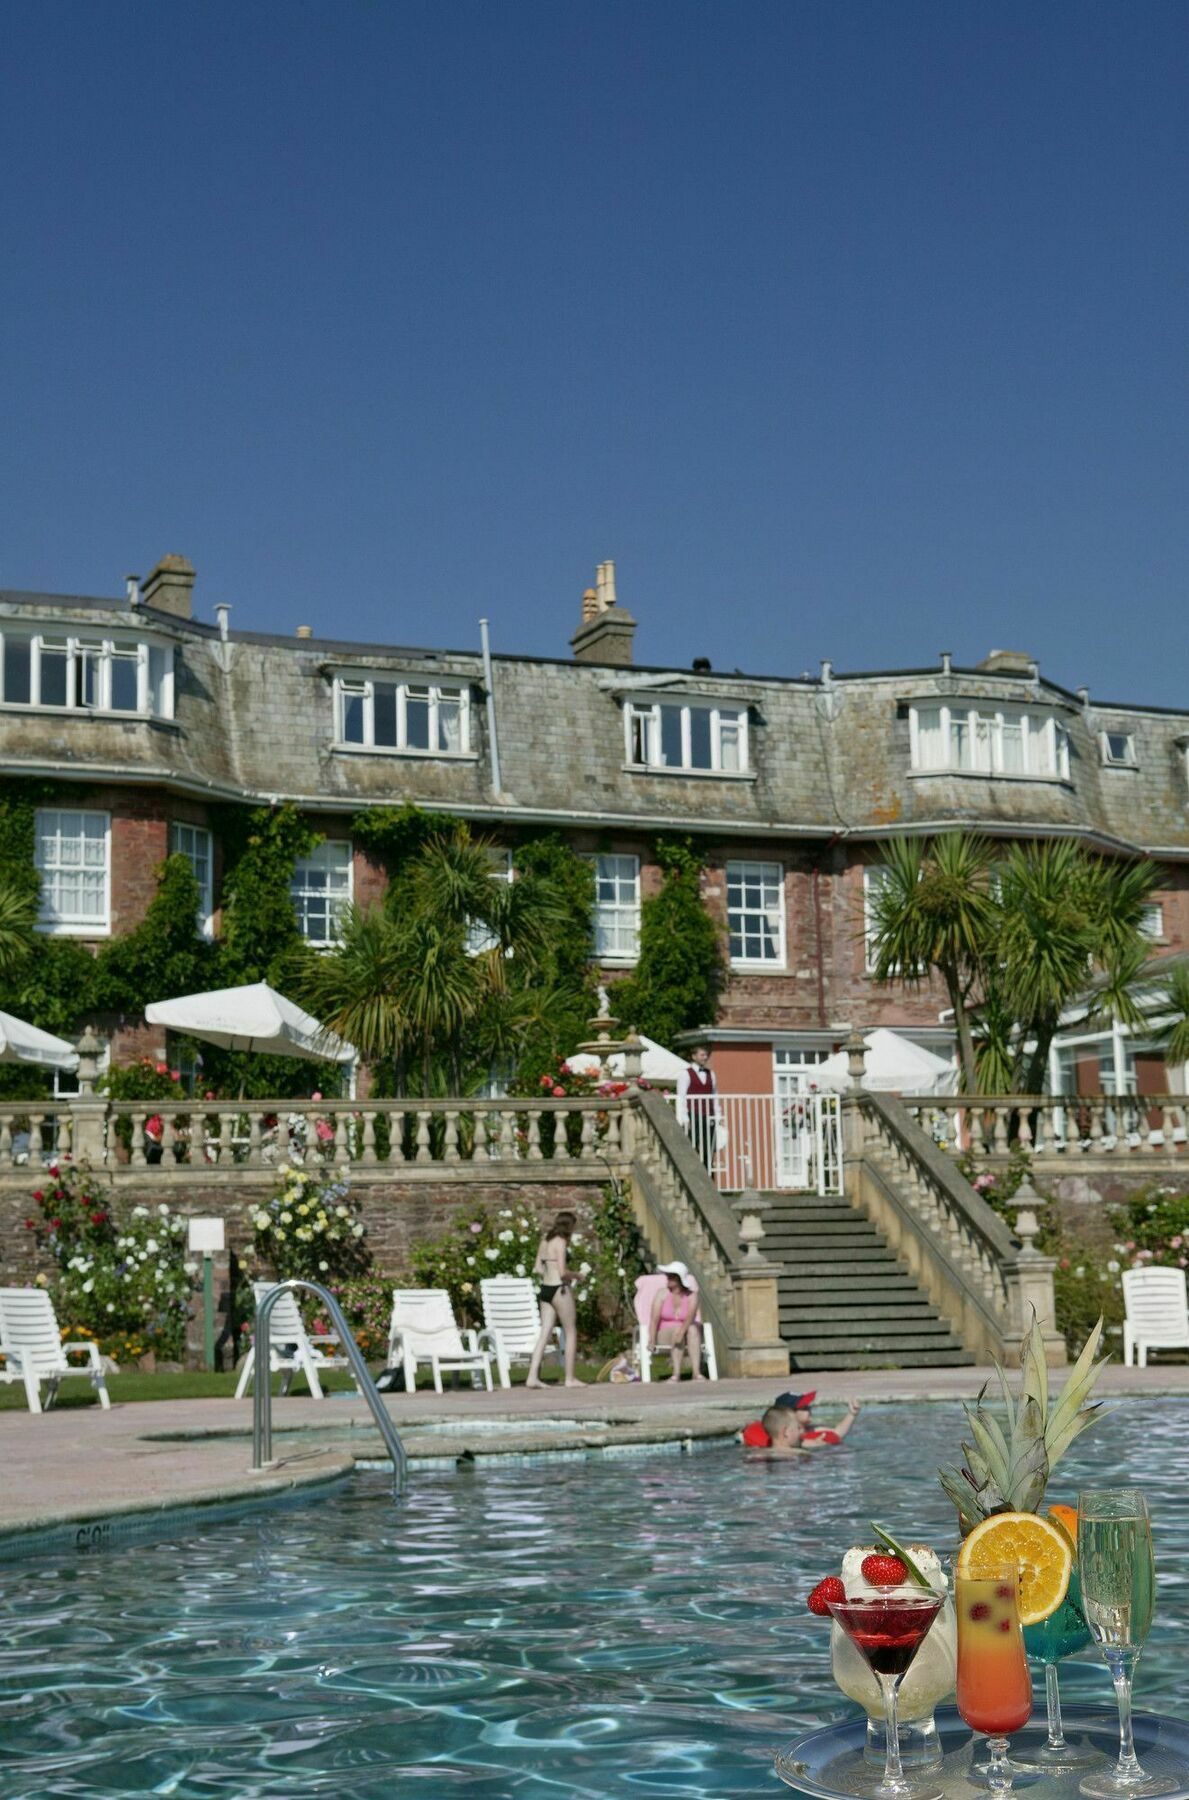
740, 1392, 861, 1451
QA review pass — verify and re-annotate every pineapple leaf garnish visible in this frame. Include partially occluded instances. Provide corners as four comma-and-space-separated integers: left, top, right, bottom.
938, 1314, 1108, 1526
870, 1523, 930, 1587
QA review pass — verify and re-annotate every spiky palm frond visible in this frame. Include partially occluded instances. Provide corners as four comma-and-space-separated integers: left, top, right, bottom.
1162, 964, 1189, 1073
0, 879, 37, 983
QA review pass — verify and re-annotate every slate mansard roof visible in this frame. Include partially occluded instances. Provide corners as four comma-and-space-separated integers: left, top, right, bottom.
1, 586, 1187, 856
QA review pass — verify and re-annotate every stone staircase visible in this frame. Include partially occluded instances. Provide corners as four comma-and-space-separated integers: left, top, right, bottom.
761, 1195, 976, 1370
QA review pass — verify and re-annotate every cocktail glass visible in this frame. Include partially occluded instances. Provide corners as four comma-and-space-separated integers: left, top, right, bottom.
1077, 1488, 1173, 1799
826, 1591, 946, 1800
831, 1591, 956, 1769
1018, 1566, 1100, 1770
956, 1563, 1033, 1792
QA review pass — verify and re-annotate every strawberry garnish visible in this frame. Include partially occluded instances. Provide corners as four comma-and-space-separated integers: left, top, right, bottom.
807, 1576, 845, 1616
860, 1553, 908, 1586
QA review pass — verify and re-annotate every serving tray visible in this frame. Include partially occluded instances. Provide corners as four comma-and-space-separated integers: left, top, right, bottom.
774, 1706, 1189, 1800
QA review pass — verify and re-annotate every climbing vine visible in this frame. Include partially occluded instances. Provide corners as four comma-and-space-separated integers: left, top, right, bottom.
612, 838, 723, 1045
214, 802, 316, 987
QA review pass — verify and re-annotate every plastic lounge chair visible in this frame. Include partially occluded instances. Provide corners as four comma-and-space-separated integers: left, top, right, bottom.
634, 1272, 719, 1382
234, 1280, 353, 1400
0, 1287, 111, 1414
1122, 1267, 1189, 1367
387, 1288, 494, 1394
477, 1274, 562, 1389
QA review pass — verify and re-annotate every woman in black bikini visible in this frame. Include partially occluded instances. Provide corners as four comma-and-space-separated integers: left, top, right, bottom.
525, 1210, 584, 1388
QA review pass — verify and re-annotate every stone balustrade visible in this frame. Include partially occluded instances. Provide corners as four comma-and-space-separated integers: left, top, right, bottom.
845, 1091, 1066, 1366
904, 1093, 1188, 1159
0, 1096, 630, 1179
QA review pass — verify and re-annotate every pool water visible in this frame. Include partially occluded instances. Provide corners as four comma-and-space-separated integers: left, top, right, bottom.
1, 1402, 1186, 1798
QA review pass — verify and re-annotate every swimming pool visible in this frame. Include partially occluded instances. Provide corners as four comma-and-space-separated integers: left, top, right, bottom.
1, 1402, 1186, 1798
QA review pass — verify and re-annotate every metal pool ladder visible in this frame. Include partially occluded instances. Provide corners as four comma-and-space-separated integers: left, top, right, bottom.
250, 1278, 408, 1495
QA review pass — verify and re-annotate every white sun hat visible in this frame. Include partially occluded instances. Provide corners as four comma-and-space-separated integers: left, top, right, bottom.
656, 1261, 694, 1288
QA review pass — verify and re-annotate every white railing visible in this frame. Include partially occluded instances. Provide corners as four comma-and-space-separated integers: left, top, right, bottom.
687, 1092, 842, 1195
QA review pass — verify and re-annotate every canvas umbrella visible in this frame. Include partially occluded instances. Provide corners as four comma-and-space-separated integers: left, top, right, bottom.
815, 1028, 957, 1095
0, 1009, 78, 1072
145, 981, 354, 1064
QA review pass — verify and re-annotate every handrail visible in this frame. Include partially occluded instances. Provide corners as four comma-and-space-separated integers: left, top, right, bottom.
250, 1278, 408, 1495
857, 1092, 1021, 1263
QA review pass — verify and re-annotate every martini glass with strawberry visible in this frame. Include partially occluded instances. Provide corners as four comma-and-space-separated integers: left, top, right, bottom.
825, 1582, 947, 1800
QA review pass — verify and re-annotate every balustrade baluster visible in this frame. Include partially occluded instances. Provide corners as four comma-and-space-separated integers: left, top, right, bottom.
991, 1108, 1010, 1153
332, 1113, 350, 1162
0, 1116, 11, 1165
970, 1111, 988, 1156
128, 1111, 146, 1168
444, 1110, 460, 1163
360, 1111, 378, 1166
1088, 1100, 1104, 1152
1016, 1110, 1033, 1154
527, 1110, 543, 1161
579, 1108, 596, 1161
472, 1111, 488, 1161
189, 1111, 205, 1166
248, 1111, 263, 1167
1140, 1105, 1157, 1154
552, 1108, 571, 1162
604, 1108, 621, 1156
416, 1111, 432, 1163
499, 1108, 516, 1160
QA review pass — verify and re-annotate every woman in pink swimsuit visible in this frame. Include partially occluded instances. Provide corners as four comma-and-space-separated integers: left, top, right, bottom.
647, 1261, 705, 1382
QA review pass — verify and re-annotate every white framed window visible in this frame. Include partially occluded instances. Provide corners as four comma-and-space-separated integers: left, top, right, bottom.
465, 850, 514, 956
624, 699, 748, 773
593, 854, 641, 962
34, 809, 111, 934
169, 822, 214, 939
863, 865, 890, 973
1139, 902, 1165, 942
0, 629, 173, 718
1100, 731, 1137, 768
291, 841, 352, 945
727, 859, 785, 966
909, 704, 1069, 779
334, 674, 470, 756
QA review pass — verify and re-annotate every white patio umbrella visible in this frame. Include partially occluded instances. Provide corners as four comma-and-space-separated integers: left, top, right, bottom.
0, 1009, 79, 1072
144, 981, 354, 1064
815, 1028, 957, 1096
567, 1033, 687, 1084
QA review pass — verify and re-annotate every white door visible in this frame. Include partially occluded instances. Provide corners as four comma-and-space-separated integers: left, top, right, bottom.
773, 1054, 824, 1187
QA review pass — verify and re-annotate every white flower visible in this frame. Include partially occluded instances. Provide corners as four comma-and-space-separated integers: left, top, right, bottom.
278, 1162, 291, 1177
484, 1247, 499, 1260
106, 1303, 115, 1313
82, 1278, 94, 1293
132, 1206, 149, 1218
319, 1260, 328, 1272
157, 1203, 170, 1216
466, 1256, 476, 1267
280, 1211, 293, 1224
498, 1230, 514, 1243
275, 1228, 287, 1242
253, 1213, 270, 1231
515, 1264, 525, 1277
577, 1289, 588, 1302
1107, 1260, 1120, 1274
578, 1262, 591, 1276
617, 1266, 625, 1277
1074, 1265, 1086, 1278
145, 1239, 159, 1255
1098, 1272, 1109, 1282
184, 1262, 198, 1276
499, 1209, 512, 1219
335, 1206, 348, 1219
351, 1223, 364, 1237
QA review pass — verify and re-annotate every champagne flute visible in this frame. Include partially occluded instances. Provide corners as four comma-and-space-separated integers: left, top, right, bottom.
956, 1563, 1033, 1793
827, 1590, 946, 1800
1077, 1488, 1172, 1799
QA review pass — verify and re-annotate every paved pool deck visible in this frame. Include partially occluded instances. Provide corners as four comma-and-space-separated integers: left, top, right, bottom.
5, 1364, 1187, 1546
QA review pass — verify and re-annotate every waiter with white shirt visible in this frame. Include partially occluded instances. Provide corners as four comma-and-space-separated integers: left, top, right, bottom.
675, 1043, 724, 1171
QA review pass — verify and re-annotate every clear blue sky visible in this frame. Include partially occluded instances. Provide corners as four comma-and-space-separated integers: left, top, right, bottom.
3, 2, 1186, 702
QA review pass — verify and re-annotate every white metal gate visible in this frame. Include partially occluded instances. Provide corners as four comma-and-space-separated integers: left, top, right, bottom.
706, 1092, 842, 1195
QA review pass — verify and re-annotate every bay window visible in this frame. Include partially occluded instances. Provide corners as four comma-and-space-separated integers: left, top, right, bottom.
335, 674, 470, 755
0, 629, 174, 717
625, 699, 748, 773
910, 705, 1069, 779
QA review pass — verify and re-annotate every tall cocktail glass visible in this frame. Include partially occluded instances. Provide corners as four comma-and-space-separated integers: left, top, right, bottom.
1077, 1489, 1173, 1799
1019, 1566, 1099, 1770
827, 1592, 946, 1800
956, 1564, 1033, 1793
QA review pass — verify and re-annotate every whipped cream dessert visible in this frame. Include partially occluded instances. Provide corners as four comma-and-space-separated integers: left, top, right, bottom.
841, 1544, 948, 1601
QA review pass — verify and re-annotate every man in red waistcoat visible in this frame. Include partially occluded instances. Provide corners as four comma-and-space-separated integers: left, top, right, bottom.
676, 1043, 723, 1171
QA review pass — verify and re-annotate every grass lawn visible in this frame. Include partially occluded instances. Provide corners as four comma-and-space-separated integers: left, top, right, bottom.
0, 1359, 616, 1410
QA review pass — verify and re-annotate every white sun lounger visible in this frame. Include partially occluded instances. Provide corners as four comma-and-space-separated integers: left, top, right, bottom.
0, 1286, 111, 1413
234, 1280, 354, 1399
1122, 1266, 1189, 1367
477, 1274, 562, 1388
388, 1288, 494, 1393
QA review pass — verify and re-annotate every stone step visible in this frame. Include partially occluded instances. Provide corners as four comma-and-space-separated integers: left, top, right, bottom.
783, 1324, 959, 1349
793, 1347, 976, 1369
779, 1302, 942, 1325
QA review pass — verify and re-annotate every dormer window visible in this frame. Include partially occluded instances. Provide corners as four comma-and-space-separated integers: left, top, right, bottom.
1100, 730, 1137, 768
0, 628, 173, 718
334, 674, 471, 756
909, 704, 1069, 780
624, 699, 748, 773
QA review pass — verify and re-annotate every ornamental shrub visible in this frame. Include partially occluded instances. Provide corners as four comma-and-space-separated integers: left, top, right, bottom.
26, 1163, 197, 1360
314, 1272, 393, 1361
246, 1164, 370, 1284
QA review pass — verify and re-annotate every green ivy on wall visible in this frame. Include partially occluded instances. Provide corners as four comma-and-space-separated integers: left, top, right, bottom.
215, 802, 316, 987
612, 837, 723, 1046
511, 830, 598, 1085
93, 855, 215, 1012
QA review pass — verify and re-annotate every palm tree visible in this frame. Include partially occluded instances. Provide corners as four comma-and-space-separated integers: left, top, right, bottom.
0, 878, 37, 984
866, 832, 996, 1091
1161, 962, 1189, 1077
989, 844, 1157, 1093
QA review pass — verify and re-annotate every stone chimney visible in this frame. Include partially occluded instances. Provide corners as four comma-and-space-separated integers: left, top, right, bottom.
978, 648, 1034, 676
141, 555, 196, 620
570, 560, 637, 665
